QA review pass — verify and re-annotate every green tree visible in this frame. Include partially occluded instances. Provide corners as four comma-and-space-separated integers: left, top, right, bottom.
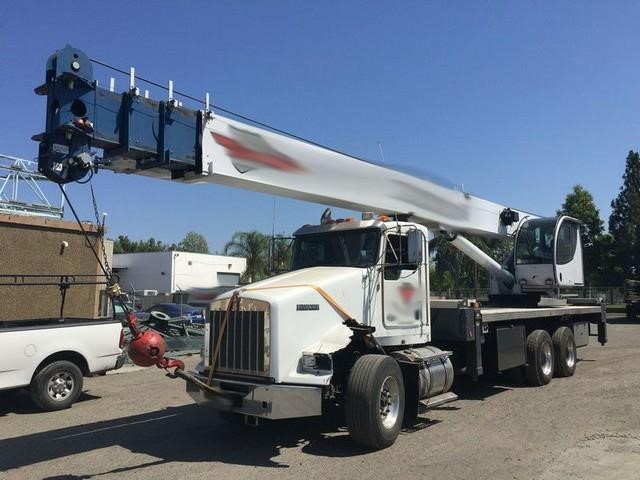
429, 263, 454, 294
112, 232, 210, 254
609, 150, 640, 282
176, 231, 209, 254
430, 234, 510, 297
112, 235, 168, 253
270, 235, 292, 273
431, 235, 472, 294
557, 185, 604, 247
557, 185, 606, 284
224, 231, 269, 283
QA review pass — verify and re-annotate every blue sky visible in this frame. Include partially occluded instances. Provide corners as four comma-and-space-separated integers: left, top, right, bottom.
1, 2, 637, 252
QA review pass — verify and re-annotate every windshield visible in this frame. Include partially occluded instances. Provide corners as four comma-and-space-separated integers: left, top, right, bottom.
515, 218, 556, 265
291, 229, 380, 269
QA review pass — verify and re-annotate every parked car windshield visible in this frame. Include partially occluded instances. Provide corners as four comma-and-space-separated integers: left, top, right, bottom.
291, 229, 380, 269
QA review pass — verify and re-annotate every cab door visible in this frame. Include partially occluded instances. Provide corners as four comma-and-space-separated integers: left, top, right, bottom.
380, 226, 427, 335
554, 217, 584, 286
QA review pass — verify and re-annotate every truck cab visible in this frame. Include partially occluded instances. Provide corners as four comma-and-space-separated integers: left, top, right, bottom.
188, 216, 436, 421
290, 216, 431, 345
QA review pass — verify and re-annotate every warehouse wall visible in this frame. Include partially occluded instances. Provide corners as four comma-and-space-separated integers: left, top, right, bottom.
113, 252, 246, 294
0, 213, 106, 321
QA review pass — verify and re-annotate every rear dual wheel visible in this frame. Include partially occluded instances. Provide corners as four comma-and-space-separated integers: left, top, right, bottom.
524, 327, 577, 386
552, 326, 577, 378
525, 330, 554, 386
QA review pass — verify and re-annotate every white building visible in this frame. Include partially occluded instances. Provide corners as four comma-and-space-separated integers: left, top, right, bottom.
113, 251, 246, 298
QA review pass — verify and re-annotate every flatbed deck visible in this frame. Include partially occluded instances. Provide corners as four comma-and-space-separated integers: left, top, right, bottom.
480, 305, 602, 323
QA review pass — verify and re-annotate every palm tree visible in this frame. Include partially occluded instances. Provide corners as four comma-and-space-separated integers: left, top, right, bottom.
224, 231, 269, 283
270, 236, 293, 273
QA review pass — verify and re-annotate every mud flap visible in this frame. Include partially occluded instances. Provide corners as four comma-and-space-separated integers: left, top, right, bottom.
597, 304, 607, 346
397, 360, 420, 425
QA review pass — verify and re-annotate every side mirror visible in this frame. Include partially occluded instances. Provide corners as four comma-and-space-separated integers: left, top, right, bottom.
407, 230, 423, 265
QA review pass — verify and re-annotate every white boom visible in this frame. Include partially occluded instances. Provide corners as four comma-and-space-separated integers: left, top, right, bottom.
35, 45, 541, 289
36, 45, 533, 240
109, 113, 530, 238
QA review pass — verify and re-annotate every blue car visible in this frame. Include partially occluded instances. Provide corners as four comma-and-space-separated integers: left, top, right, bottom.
145, 303, 205, 324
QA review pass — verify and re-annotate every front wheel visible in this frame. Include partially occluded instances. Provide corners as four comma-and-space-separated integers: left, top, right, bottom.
345, 355, 405, 450
29, 360, 83, 411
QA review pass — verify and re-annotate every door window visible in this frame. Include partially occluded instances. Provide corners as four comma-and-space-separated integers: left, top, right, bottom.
384, 233, 419, 280
556, 221, 578, 265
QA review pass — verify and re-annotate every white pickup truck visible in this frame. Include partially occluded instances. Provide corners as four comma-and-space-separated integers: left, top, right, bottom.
0, 318, 125, 410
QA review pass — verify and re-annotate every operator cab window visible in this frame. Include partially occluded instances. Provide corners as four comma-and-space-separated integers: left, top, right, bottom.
515, 218, 556, 265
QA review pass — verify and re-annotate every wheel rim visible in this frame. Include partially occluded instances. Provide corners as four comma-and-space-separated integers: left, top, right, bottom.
541, 342, 553, 376
565, 340, 576, 368
379, 375, 400, 429
47, 371, 74, 401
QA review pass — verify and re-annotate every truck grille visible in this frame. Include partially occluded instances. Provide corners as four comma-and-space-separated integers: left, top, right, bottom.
209, 298, 270, 376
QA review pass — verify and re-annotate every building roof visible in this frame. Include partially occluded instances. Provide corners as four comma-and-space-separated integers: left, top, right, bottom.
0, 212, 99, 234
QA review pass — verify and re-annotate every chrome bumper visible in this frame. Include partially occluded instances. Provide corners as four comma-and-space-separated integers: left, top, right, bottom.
185, 372, 322, 420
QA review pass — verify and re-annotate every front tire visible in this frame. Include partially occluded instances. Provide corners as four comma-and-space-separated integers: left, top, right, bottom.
552, 326, 577, 377
345, 355, 405, 450
524, 330, 554, 386
30, 360, 83, 411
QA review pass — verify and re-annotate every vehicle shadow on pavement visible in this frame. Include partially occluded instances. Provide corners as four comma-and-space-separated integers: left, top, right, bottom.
606, 316, 637, 325
452, 376, 513, 400
0, 404, 442, 474
0, 390, 101, 417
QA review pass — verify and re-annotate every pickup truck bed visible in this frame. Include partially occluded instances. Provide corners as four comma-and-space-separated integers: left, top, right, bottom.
0, 317, 124, 410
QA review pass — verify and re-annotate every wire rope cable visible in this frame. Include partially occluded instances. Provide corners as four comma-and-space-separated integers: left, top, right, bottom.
89, 57, 371, 164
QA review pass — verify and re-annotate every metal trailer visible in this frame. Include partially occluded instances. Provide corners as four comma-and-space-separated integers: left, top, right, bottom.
431, 300, 606, 383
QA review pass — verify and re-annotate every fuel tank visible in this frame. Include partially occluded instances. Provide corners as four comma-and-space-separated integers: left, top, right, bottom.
391, 346, 454, 399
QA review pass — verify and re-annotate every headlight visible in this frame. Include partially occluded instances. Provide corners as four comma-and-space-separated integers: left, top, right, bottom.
301, 352, 333, 373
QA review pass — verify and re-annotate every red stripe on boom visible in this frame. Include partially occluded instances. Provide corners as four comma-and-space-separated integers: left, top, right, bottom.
212, 133, 303, 172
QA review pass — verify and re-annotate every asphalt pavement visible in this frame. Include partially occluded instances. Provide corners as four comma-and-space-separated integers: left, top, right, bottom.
1, 315, 639, 480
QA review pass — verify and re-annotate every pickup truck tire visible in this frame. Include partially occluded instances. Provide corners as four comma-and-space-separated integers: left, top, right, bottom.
552, 327, 577, 377
30, 360, 83, 411
524, 330, 554, 387
345, 355, 405, 450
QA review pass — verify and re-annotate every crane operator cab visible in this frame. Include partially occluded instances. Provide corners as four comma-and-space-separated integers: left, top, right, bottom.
513, 216, 584, 292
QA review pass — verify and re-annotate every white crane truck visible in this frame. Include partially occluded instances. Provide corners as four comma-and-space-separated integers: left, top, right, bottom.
33, 45, 606, 449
